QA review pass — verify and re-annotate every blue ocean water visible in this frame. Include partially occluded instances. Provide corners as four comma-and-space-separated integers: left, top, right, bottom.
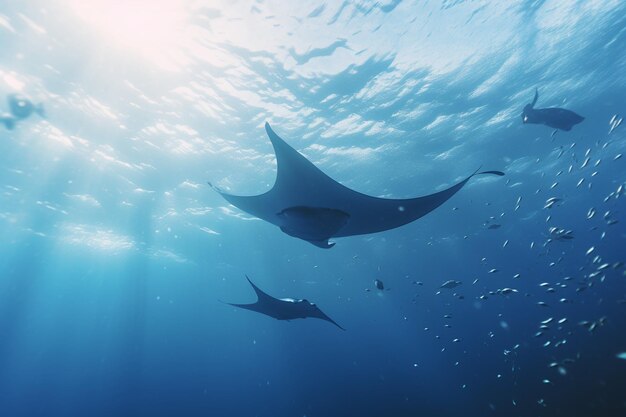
1, 1, 625, 416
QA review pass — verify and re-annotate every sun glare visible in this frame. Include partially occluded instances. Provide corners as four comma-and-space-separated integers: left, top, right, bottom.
66, 0, 191, 70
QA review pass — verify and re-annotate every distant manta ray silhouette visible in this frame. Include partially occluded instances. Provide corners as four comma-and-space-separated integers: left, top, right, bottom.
0, 94, 45, 130
224, 275, 345, 330
210, 122, 504, 248
522, 89, 584, 131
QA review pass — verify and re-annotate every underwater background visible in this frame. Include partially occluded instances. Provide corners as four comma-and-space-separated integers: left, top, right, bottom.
1, 1, 625, 416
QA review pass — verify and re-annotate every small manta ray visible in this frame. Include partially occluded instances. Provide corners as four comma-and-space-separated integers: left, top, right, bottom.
210, 122, 504, 248
0, 94, 45, 130
224, 275, 345, 330
521, 89, 584, 131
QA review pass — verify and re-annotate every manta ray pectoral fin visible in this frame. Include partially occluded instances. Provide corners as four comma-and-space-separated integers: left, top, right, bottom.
1, 116, 15, 130
35, 103, 45, 118
531, 88, 539, 108
477, 170, 505, 177
207, 181, 224, 193
244, 275, 277, 303
311, 309, 346, 330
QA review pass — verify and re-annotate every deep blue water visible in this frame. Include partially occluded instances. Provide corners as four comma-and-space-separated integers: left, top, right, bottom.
1, 1, 626, 416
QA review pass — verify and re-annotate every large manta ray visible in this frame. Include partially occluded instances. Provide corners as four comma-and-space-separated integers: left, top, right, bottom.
522, 89, 584, 131
211, 122, 503, 248
224, 275, 344, 330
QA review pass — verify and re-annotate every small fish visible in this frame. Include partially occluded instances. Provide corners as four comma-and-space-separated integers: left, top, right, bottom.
440, 280, 462, 289
576, 178, 584, 187
374, 279, 384, 290
585, 247, 595, 256
544, 198, 561, 209
609, 116, 623, 134
537, 301, 549, 307
581, 157, 590, 168
579, 316, 607, 332
541, 318, 554, 325
588, 271, 602, 279
499, 288, 518, 295
488, 268, 498, 274
548, 227, 574, 241
617, 352, 626, 360
615, 153, 623, 161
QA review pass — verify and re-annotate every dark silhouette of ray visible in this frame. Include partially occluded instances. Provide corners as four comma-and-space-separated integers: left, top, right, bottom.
224, 275, 344, 330
1, 94, 45, 130
210, 122, 503, 248
522, 89, 584, 131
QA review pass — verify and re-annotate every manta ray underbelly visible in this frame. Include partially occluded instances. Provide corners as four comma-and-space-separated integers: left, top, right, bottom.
277, 206, 350, 247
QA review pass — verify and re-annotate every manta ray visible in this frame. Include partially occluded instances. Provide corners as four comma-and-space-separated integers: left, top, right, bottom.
522, 89, 584, 131
210, 122, 503, 248
0, 94, 45, 130
224, 275, 345, 330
